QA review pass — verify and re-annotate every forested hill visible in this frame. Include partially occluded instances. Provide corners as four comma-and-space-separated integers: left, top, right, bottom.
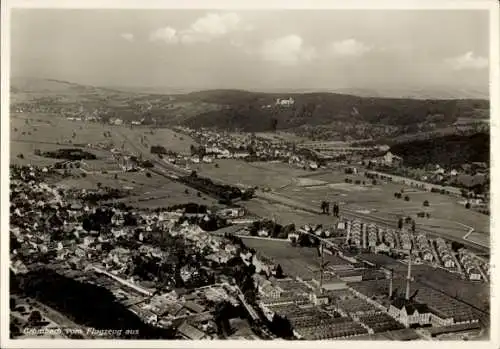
390, 132, 489, 168
181, 90, 489, 133
11, 78, 489, 139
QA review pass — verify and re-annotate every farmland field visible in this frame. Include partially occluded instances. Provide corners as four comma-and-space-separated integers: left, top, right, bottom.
275, 170, 489, 240
10, 113, 197, 158
241, 238, 350, 280
190, 160, 310, 189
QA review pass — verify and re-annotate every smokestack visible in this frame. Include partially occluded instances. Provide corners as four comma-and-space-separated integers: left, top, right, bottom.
389, 269, 394, 298
319, 243, 324, 295
362, 223, 367, 249
406, 249, 412, 300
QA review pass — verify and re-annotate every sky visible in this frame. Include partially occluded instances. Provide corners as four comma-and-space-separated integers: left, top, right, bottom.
10, 9, 490, 94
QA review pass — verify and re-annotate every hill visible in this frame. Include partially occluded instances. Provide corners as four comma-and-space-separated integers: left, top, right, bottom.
10, 78, 489, 140
390, 132, 490, 168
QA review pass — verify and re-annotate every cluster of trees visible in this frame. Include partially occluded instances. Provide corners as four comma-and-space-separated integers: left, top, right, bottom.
181, 90, 488, 135
41, 148, 97, 160
15, 269, 177, 339
248, 220, 295, 239
320, 202, 340, 217
150, 145, 177, 156
393, 192, 410, 201
397, 217, 416, 232
179, 175, 244, 202
176, 214, 228, 232
81, 208, 115, 232
389, 132, 489, 168
190, 144, 207, 158
80, 188, 128, 204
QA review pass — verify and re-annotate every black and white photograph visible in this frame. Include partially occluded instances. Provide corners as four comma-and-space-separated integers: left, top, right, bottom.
1, 0, 498, 347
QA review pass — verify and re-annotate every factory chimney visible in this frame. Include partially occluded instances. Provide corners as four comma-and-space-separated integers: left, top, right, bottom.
319, 243, 324, 294
362, 223, 367, 249
405, 247, 412, 300
389, 269, 394, 298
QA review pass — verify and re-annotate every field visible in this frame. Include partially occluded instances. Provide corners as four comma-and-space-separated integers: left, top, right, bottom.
10, 113, 197, 159
10, 114, 217, 209
190, 160, 311, 189
276, 170, 489, 240
241, 238, 350, 280
184, 155, 488, 244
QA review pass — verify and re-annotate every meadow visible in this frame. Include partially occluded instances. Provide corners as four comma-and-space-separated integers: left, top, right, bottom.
241, 238, 348, 280
276, 171, 489, 239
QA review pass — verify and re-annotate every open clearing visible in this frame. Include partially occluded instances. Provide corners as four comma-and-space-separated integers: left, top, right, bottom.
190, 160, 310, 189
241, 238, 347, 280
276, 171, 489, 239
10, 113, 196, 158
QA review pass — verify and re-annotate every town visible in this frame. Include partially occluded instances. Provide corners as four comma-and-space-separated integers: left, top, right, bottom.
9, 108, 489, 341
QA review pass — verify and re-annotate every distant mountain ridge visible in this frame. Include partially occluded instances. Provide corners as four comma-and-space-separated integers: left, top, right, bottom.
10, 77, 490, 139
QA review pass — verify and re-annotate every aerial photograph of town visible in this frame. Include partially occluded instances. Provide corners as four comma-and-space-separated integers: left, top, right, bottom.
3, 4, 496, 345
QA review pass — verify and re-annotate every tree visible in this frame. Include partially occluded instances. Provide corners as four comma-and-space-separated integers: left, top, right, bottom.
17, 153, 24, 159
411, 220, 416, 233
190, 170, 197, 177
423, 200, 429, 207
97, 182, 102, 189
10, 323, 21, 338
465, 202, 471, 209
145, 172, 152, 178
28, 310, 42, 325
398, 218, 403, 230
215, 163, 219, 168
275, 264, 285, 279
404, 195, 410, 201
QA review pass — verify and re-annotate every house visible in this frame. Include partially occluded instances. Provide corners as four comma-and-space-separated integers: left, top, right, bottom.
421, 250, 433, 262
468, 268, 482, 281
442, 255, 455, 268
258, 229, 269, 237
309, 291, 329, 305
233, 151, 250, 159
375, 242, 390, 254
259, 283, 282, 299
183, 301, 206, 314
383, 152, 403, 167
288, 232, 300, 241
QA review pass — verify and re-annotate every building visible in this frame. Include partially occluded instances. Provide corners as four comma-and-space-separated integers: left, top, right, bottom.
310, 291, 329, 305
388, 299, 431, 328
383, 152, 403, 166
177, 321, 209, 340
